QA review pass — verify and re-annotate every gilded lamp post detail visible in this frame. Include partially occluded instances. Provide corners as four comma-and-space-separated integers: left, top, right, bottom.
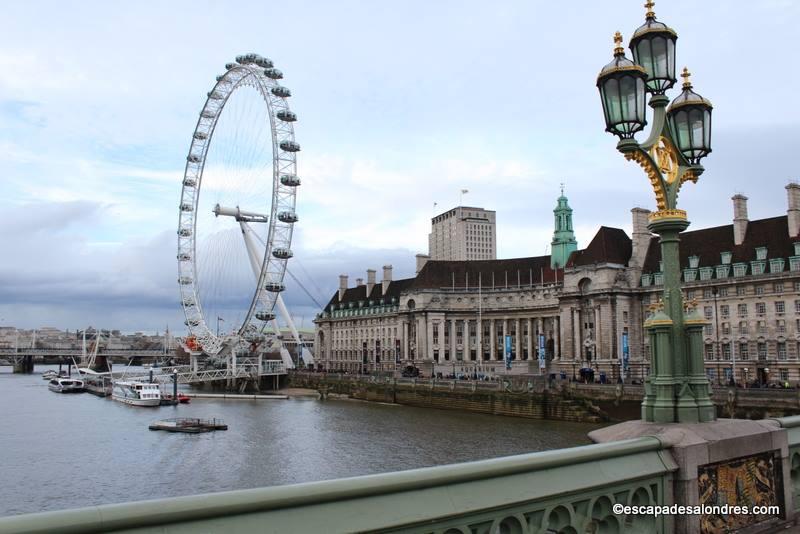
597, 2, 715, 423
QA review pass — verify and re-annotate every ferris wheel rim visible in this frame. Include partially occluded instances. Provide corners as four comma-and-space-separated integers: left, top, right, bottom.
176, 55, 299, 355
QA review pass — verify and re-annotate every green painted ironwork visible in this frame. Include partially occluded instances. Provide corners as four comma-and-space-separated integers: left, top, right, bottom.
598, 8, 715, 424
0, 437, 675, 534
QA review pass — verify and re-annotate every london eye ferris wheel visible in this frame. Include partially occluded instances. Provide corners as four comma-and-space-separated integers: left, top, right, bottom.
177, 53, 303, 359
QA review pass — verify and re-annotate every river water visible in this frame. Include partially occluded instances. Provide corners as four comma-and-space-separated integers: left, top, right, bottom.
0, 366, 603, 517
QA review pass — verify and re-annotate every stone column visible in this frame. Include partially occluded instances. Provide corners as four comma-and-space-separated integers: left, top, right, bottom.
464, 320, 470, 361
423, 316, 431, 361
527, 318, 533, 361
574, 309, 582, 362
450, 318, 457, 361
594, 306, 601, 360
554, 315, 561, 361
402, 320, 409, 361
515, 318, 521, 362
489, 317, 497, 361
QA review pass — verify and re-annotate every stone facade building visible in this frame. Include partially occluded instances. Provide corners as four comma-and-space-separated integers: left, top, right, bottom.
314, 183, 800, 385
428, 206, 496, 261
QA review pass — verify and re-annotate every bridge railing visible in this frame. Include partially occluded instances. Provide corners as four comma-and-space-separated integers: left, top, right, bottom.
0, 436, 675, 533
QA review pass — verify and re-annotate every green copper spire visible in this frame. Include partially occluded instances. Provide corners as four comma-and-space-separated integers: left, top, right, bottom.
550, 184, 578, 269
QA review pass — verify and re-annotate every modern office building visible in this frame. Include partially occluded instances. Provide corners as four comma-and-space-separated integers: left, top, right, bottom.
428, 206, 496, 261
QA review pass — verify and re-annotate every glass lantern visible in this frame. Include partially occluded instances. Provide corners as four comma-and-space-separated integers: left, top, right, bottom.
629, 3, 678, 94
667, 68, 712, 164
597, 32, 648, 139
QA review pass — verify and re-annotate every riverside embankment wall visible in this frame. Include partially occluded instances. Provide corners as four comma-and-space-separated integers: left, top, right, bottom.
290, 373, 800, 422
289, 373, 607, 423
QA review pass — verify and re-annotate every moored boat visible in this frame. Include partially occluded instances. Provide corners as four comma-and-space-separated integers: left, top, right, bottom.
42, 370, 68, 380
112, 381, 161, 407
48, 378, 85, 393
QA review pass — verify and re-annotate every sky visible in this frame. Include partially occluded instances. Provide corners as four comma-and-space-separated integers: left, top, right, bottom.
1, 0, 799, 334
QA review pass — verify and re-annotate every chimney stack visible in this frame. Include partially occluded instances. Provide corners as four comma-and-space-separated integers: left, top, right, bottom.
629, 208, 651, 269
382, 264, 393, 295
356, 278, 364, 287
366, 269, 376, 295
415, 254, 430, 275
732, 194, 749, 245
338, 274, 348, 301
787, 183, 800, 237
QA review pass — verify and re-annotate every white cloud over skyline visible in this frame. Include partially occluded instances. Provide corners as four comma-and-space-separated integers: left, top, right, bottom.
1, 1, 799, 333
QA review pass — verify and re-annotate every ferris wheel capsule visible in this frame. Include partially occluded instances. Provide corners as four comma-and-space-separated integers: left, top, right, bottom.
177, 253, 191, 261
225, 63, 236, 70
180, 203, 193, 212
272, 247, 293, 259
177, 228, 192, 237
277, 211, 298, 223
263, 282, 286, 292
264, 68, 283, 80
193, 132, 207, 140
279, 140, 300, 152
255, 57, 274, 68
255, 311, 276, 322
271, 86, 291, 98
183, 178, 196, 187
280, 174, 301, 186
276, 110, 297, 122
178, 276, 193, 285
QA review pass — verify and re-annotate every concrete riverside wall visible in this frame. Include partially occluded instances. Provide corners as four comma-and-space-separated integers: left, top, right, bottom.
290, 373, 800, 422
289, 373, 607, 423
567, 383, 800, 421
0, 437, 675, 534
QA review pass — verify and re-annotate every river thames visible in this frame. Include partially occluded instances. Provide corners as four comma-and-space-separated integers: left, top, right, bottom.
0, 366, 603, 517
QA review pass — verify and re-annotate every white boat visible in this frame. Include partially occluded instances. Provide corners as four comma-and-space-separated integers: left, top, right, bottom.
48, 378, 85, 393
112, 381, 161, 407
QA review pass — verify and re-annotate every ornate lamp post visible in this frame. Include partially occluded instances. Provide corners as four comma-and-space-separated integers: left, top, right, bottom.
597, 1, 715, 423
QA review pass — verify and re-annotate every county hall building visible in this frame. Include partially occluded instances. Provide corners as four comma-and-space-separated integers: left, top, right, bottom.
314, 183, 800, 385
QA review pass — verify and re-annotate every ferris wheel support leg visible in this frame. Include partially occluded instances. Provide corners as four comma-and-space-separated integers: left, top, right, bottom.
240, 222, 264, 281
240, 221, 297, 371
276, 295, 314, 367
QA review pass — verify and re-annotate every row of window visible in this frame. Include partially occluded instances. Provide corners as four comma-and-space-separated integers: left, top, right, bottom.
642, 256, 800, 286
702, 318, 800, 335
704, 341, 793, 360
703, 300, 799, 319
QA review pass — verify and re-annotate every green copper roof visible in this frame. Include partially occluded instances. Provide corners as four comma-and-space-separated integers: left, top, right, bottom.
551, 188, 578, 269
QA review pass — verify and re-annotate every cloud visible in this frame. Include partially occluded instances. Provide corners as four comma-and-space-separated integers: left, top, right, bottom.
1, 1, 799, 333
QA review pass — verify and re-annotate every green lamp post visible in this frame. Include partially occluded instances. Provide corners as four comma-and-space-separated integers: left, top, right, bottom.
597, 1, 715, 423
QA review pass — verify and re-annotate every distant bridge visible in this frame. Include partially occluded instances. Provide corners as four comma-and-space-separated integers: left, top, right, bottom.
0, 348, 165, 359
